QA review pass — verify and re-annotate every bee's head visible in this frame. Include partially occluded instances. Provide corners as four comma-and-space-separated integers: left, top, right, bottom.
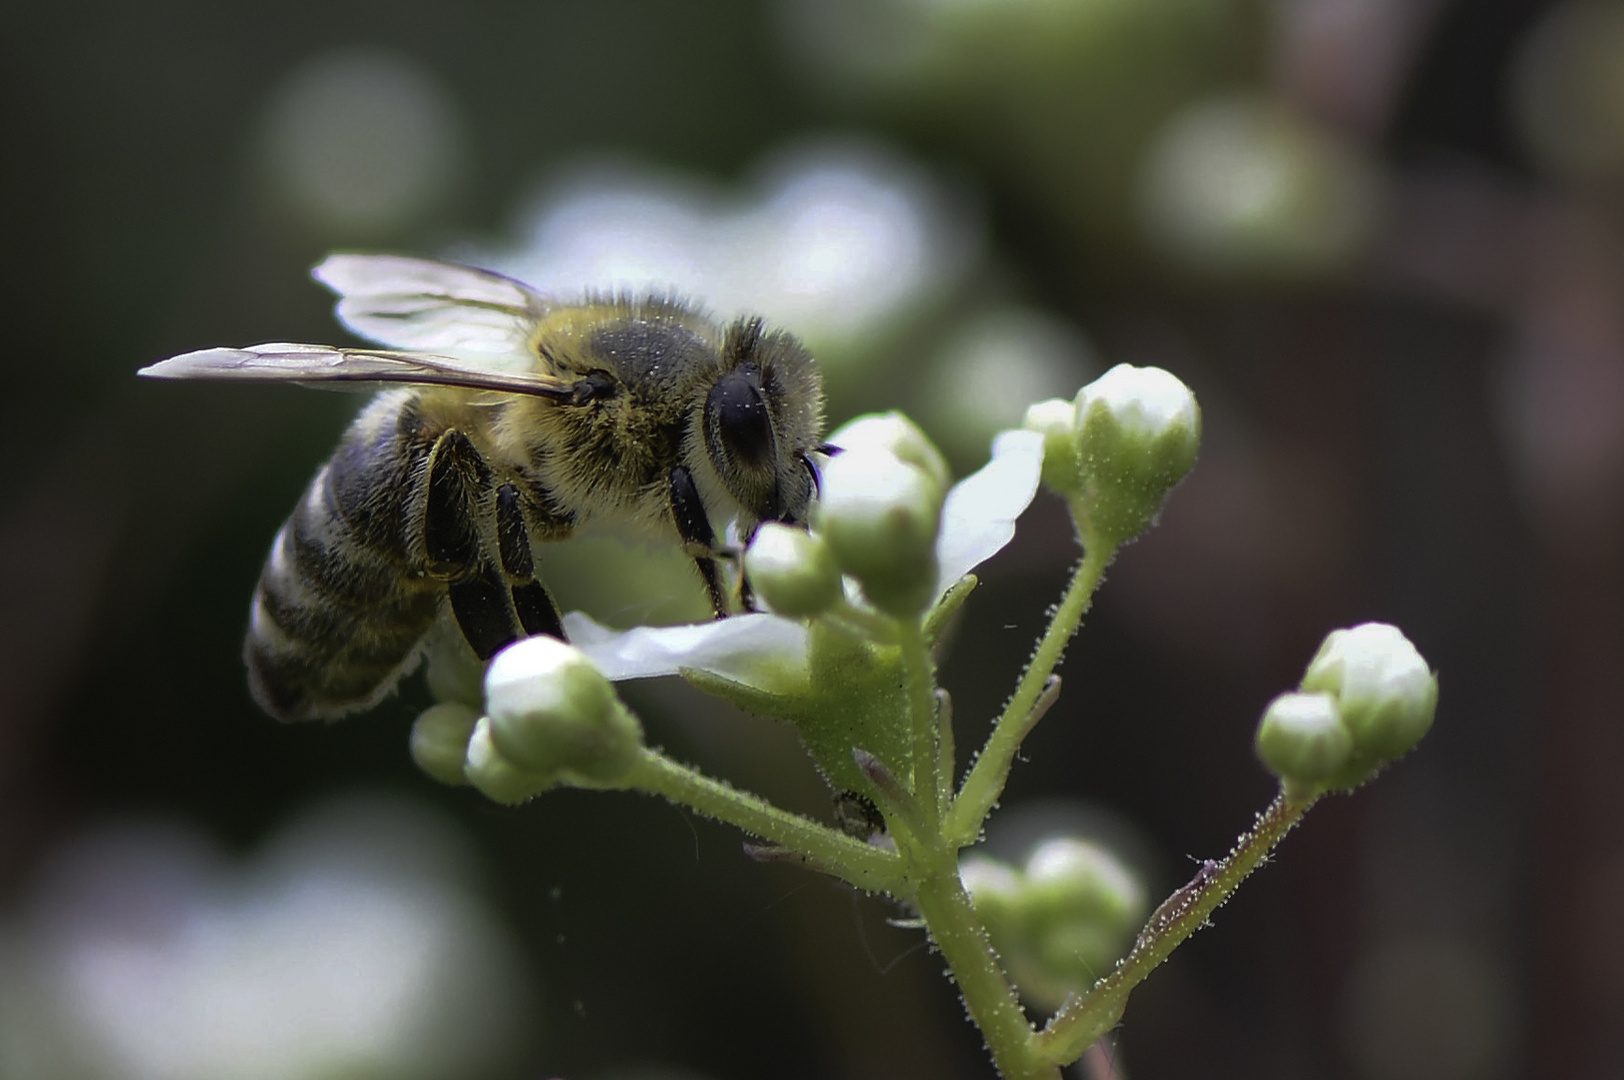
702, 318, 823, 526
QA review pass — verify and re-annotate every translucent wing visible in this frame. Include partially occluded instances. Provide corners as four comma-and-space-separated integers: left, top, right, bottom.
138, 343, 577, 400
312, 254, 550, 357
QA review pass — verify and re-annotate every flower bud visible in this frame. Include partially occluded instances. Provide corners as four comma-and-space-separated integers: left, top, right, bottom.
960, 854, 1024, 940
964, 836, 1147, 1010
1022, 398, 1083, 497
484, 637, 644, 787
744, 523, 843, 617
410, 702, 480, 786
423, 626, 486, 709
825, 412, 952, 496
1072, 364, 1201, 544
1255, 691, 1351, 790
1300, 622, 1437, 762
813, 448, 944, 618
464, 716, 556, 806
1021, 837, 1145, 994
1023, 837, 1146, 943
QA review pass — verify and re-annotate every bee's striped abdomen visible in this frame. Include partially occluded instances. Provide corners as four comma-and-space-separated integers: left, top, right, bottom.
245, 394, 442, 721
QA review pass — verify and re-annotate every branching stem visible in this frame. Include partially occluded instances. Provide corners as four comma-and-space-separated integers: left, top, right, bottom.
626, 750, 905, 894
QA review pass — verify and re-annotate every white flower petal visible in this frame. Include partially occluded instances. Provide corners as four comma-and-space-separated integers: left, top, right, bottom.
562, 611, 809, 686
935, 429, 1045, 597
555, 428, 1041, 687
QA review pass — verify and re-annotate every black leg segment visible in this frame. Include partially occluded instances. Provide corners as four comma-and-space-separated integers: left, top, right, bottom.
449, 562, 519, 660
512, 581, 566, 639
494, 483, 535, 580
669, 465, 727, 617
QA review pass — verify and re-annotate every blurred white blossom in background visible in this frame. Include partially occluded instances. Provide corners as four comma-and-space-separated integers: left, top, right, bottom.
920, 306, 1100, 463
1138, 95, 1382, 279
0, 796, 532, 1080
469, 137, 981, 364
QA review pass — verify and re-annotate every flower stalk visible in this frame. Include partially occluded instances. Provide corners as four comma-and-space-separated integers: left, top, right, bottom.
407, 389, 1434, 1079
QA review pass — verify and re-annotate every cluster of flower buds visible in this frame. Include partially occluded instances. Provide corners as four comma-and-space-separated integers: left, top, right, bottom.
960, 836, 1147, 1012
1023, 363, 1202, 545
749, 412, 954, 620
1255, 622, 1438, 797
411, 637, 645, 805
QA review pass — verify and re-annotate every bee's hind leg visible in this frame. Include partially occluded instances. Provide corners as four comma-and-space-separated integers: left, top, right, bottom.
668, 465, 728, 618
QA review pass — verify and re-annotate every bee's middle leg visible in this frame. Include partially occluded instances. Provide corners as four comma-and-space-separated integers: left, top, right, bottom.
424, 430, 522, 660
495, 482, 565, 640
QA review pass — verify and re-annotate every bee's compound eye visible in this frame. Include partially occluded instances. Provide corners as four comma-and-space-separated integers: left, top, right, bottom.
707, 366, 774, 469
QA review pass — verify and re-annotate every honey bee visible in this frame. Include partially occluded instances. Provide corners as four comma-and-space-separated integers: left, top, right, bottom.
141, 255, 825, 722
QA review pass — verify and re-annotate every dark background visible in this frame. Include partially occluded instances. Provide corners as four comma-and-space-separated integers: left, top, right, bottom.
3, 1, 1622, 1078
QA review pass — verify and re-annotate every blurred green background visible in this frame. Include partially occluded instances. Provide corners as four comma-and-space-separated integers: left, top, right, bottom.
3, 1, 1622, 1078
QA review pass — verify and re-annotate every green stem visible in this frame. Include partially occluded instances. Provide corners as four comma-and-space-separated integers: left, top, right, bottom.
1036, 789, 1316, 1065
935, 689, 957, 815
626, 750, 904, 894
947, 531, 1114, 843
898, 621, 942, 820
827, 597, 899, 643
909, 856, 1058, 1080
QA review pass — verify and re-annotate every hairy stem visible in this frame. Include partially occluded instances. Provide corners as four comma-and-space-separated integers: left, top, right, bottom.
1037, 789, 1316, 1064
898, 621, 943, 820
948, 532, 1114, 843
909, 854, 1058, 1080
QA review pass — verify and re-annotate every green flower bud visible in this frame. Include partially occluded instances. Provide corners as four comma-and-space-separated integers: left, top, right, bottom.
422, 623, 486, 709
1301, 622, 1437, 762
484, 637, 644, 787
1255, 691, 1352, 791
464, 716, 556, 806
1022, 397, 1083, 497
966, 836, 1148, 1010
960, 854, 1024, 941
1019, 836, 1145, 996
827, 412, 952, 495
1022, 837, 1146, 947
1072, 363, 1201, 545
812, 449, 944, 618
410, 702, 480, 786
744, 523, 843, 617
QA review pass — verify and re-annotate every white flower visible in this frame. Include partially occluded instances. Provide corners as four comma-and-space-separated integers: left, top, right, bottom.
563, 427, 1044, 687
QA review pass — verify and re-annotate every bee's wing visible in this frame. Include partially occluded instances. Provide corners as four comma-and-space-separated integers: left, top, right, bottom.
312, 254, 551, 357
138, 343, 578, 400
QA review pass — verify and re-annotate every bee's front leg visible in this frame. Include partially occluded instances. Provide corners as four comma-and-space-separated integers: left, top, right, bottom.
668, 465, 728, 618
